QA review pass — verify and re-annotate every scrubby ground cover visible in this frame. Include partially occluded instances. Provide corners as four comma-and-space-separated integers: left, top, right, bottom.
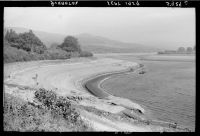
4, 88, 93, 131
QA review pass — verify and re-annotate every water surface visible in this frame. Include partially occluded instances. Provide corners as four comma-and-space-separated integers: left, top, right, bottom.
101, 55, 195, 130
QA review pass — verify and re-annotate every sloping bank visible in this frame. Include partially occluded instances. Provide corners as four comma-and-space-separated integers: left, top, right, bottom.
82, 64, 154, 120
82, 63, 192, 131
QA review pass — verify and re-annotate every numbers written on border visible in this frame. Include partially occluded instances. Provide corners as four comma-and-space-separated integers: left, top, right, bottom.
165, 1, 185, 7
125, 1, 140, 6
107, 1, 140, 6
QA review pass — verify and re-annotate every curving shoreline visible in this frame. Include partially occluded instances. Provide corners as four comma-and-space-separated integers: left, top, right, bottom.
84, 68, 137, 99
4, 57, 191, 131
82, 63, 192, 131
82, 65, 149, 115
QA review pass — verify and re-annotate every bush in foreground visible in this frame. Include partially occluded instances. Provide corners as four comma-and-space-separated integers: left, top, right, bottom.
34, 88, 90, 130
4, 89, 92, 131
34, 89, 80, 123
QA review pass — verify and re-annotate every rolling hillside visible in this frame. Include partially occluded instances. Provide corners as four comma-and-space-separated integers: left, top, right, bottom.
76, 33, 159, 53
5, 27, 159, 53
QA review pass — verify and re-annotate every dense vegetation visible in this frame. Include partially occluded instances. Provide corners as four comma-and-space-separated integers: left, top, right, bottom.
4, 29, 93, 63
4, 89, 92, 131
57, 36, 81, 53
5, 29, 47, 53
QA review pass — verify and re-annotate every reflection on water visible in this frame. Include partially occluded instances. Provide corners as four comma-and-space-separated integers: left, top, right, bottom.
102, 55, 195, 131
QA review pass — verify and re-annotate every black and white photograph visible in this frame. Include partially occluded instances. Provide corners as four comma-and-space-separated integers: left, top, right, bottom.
3, 5, 196, 132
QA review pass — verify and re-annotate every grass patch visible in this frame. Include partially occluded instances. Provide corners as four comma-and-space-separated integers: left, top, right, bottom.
4, 88, 92, 131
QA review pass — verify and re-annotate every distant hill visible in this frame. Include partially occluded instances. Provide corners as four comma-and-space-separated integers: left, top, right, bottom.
5, 27, 159, 53
76, 33, 159, 53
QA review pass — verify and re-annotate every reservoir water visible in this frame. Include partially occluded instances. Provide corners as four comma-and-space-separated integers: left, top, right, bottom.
100, 54, 195, 131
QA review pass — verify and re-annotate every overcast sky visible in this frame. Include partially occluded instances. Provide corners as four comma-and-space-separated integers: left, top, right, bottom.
4, 7, 195, 49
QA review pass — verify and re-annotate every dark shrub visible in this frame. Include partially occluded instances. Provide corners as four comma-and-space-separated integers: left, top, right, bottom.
58, 36, 81, 53
34, 88, 80, 123
35, 88, 57, 107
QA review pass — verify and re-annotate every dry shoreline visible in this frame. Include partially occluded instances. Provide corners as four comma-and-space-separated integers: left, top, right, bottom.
4, 57, 190, 131
82, 65, 182, 128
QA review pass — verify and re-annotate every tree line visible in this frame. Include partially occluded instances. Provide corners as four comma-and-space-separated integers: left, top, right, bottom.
4, 29, 93, 63
158, 46, 195, 54
177, 46, 195, 53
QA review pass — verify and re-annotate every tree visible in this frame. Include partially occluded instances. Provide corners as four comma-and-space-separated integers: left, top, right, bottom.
19, 30, 47, 53
177, 47, 185, 53
5, 29, 47, 54
58, 36, 81, 53
186, 47, 193, 53
4, 29, 20, 43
